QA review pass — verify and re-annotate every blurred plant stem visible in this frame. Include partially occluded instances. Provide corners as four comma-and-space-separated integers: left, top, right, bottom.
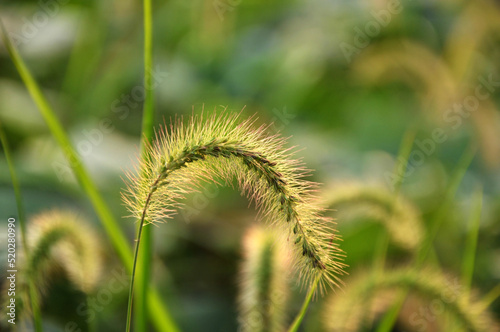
0, 19, 179, 332
287, 275, 320, 332
373, 127, 416, 268
131, 0, 156, 330
372, 128, 414, 332
0, 121, 43, 332
376, 142, 476, 332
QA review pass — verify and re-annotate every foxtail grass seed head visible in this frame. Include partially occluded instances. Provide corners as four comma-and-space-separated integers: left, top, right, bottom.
2, 210, 102, 323
322, 267, 499, 332
238, 225, 292, 332
123, 112, 345, 293
27, 210, 102, 294
323, 182, 423, 252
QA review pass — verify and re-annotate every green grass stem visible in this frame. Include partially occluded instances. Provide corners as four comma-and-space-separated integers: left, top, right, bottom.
131, 0, 156, 330
0, 20, 179, 332
373, 127, 416, 268
373, 128, 414, 332
287, 276, 320, 332
376, 142, 476, 332
0, 121, 43, 331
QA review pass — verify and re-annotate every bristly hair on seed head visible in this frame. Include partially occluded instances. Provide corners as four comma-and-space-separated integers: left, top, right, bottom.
122, 111, 346, 293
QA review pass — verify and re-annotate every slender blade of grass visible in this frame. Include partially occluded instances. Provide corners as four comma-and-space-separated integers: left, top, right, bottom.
392, 128, 417, 195
376, 142, 476, 332
131, 0, 155, 330
0, 15, 133, 276
0, 121, 43, 332
0, 20, 179, 332
417, 143, 476, 265
373, 128, 416, 271
372, 128, 415, 332
0, 124, 27, 248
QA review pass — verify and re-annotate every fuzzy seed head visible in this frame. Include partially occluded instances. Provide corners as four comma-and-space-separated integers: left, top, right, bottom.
323, 268, 499, 332
1, 210, 102, 325
27, 210, 102, 294
324, 182, 424, 252
238, 225, 291, 332
123, 111, 346, 293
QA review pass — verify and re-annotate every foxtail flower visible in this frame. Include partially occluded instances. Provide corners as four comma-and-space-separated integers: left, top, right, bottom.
2, 210, 101, 325
238, 225, 291, 332
323, 182, 424, 252
323, 267, 499, 332
123, 112, 345, 292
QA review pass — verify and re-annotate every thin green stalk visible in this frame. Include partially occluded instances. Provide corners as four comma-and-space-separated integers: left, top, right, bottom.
141, 0, 155, 142
0, 20, 131, 266
128, 173, 163, 332
133, 0, 155, 330
287, 276, 320, 332
417, 143, 477, 265
127, 211, 147, 332
376, 142, 476, 332
392, 128, 417, 195
373, 127, 416, 268
0, 123, 27, 257
364, 234, 388, 330
461, 187, 482, 298
373, 129, 415, 332
0, 21, 179, 332
372, 234, 389, 275
0, 122, 43, 331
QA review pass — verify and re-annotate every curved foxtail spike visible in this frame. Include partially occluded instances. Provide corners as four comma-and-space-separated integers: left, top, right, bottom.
26, 210, 102, 294
238, 225, 292, 332
323, 182, 424, 252
123, 111, 346, 293
322, 267, 499, 332
1, 210, 102, 325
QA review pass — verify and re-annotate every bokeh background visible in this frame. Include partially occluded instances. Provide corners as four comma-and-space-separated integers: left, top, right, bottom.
1, 0, 500, 331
